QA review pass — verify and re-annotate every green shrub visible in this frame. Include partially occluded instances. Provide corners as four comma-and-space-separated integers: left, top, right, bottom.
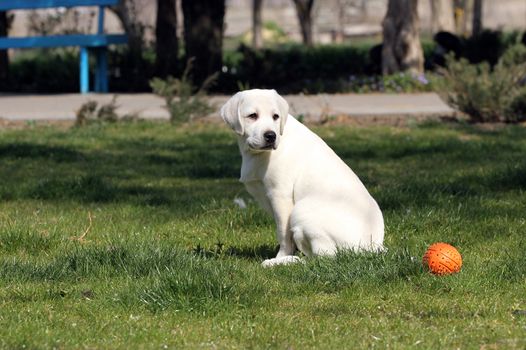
2, 33, 520, 95
108, 47, 156, 92
221, 43, 372, 93
498, 43, 526, 66
8, 49, 79, 92
442, 44, 526, 123
502, 45, 526, 121
150, 58, 217, 124
4, 48, 155, 93
220, 40, 439, 94
509, 88, 526, 120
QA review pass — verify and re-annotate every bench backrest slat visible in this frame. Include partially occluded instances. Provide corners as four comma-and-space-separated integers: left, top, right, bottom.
0, 0, 118, 11
0, 34, 128, 49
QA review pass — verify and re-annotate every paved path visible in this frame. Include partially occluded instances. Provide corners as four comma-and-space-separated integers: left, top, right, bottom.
0, 92, 455, 122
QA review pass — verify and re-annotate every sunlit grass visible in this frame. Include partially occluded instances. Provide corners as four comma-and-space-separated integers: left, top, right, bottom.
0, 121, 525, 349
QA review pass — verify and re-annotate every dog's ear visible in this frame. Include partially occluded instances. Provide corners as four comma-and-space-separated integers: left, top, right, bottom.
273, 90, 289, 135
221, 92, 244, 135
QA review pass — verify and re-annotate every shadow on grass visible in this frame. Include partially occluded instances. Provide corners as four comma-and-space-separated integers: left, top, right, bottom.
0, 143, 84, 162
1, 122, 525, 212
324, 126, 526, 211
0, 126, 241, 209
193, 243, 278, 261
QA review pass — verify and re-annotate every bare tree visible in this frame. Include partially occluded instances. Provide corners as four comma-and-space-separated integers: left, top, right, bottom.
252, 0, 263, 48
453, 0, 473, 36
291, 0, 315, 46
155, 0, 178, 77
111, 0, 145, 53
382, 0, 424, 75
472, 0, 483, 36
333, 0, 351, 43
181, 0, 225, 85
430, 0, 455, 33
331, 0, 367, 43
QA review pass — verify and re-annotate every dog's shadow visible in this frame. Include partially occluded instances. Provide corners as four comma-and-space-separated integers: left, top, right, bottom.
192, 243, 278, 261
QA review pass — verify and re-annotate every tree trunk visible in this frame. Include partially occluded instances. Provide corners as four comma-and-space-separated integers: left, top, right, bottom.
111, 0, 144, 53
382, 0, 424, 75
252, 0, 263, 49
430, 0, 455, 33
472, 0, 483, 36
291, 0, 315, 46
181, 0, 225, 86
0, 11, 9, 89
455, 0, 473, 36
333, 0, 347, 43
155, 0, 178, 77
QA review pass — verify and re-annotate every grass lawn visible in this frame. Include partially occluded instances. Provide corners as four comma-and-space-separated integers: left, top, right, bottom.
0, 120, 525, 349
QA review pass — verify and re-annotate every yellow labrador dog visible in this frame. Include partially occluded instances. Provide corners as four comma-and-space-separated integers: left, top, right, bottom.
221, 89, 384, 267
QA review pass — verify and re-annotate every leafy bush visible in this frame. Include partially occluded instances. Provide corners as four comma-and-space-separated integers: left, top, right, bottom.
108, 47, 156, 92
1, 32, 520, 95
442, 44, 526, 123
150, 58, 217, 124
498, 43, 526, 66
509, 88, 526, 120
4, 48, 155, 93
8, 49, 79, 92
502, 45, 526, 121
221, 43, 372, 93
220, 41, 439, 94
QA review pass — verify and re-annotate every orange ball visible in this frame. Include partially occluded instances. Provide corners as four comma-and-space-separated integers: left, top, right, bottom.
422, 242, 462, 275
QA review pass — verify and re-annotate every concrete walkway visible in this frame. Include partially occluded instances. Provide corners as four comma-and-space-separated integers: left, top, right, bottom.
0, 92, 455, 123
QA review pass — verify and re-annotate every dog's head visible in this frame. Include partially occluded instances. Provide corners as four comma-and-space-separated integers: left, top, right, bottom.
220, 89, 289, 152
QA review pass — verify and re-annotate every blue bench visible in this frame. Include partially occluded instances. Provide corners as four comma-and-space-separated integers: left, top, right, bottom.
0, 0, 128, 93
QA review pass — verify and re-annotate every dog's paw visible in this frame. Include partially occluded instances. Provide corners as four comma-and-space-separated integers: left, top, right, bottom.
261, 255, 304, 267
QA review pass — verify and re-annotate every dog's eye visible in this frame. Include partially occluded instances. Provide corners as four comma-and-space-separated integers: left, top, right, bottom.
247, 113, 258, 120
273, 114, 279, 121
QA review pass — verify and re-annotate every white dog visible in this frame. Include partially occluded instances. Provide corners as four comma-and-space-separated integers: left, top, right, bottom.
221, 89, 384, 267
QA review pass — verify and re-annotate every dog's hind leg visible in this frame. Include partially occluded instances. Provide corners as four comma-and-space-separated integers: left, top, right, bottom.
292, 225, 338, 257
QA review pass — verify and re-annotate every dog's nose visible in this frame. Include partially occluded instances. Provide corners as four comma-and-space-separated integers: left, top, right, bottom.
264, 131, 276, 143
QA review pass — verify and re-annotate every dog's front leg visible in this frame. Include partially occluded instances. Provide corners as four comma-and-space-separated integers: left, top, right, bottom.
269, 195, 295, 258
261, 196, 303, 267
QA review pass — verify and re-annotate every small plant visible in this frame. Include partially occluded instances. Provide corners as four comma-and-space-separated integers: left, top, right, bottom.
150, 58, 218, 124
509, 88, 526, 121
75, 96, 119, 126
442, 44, 526, 123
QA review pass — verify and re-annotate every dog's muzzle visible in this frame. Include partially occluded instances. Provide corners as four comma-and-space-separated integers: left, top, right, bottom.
262, 131, 277, 149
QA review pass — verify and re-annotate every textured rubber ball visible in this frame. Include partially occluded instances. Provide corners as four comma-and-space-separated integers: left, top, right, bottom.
422, 242, 462, 275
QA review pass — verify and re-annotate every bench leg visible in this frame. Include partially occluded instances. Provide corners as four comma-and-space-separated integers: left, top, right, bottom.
80, 47, 89, 94
95, 48, 108, 93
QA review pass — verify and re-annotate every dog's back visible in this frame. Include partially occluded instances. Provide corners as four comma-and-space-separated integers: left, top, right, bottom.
267, 116, 385, 254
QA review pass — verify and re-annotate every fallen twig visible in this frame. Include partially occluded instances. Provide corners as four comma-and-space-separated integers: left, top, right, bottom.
71, 211, 93, 242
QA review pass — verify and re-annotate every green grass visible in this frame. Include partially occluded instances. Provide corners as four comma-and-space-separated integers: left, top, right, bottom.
1, 121, 525, 349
